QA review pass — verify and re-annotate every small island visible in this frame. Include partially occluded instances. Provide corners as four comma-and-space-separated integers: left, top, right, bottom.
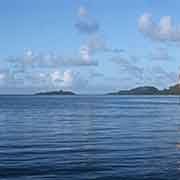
35, 90, 76, 95
108, 84, 180, 95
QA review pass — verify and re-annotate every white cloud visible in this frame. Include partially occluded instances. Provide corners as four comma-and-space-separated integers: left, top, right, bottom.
80, 35, 123, 64
50, 70, 74, 88
0, 73, 6, 80
50, 71, 62, 82
75, 6, 99, 34
80, 45, 91, 62
0, 49, 91, 91
49, 69, 88, 90
25, 49, 33, 57
76, 5, 123, 65
63, 70, 74, 86
5, 50, 98, 71
78, 6, 88, 17
0, 73, 7, 85
139, 13, 180, 42
79, 35, 106, 63
0, 66, 87, 92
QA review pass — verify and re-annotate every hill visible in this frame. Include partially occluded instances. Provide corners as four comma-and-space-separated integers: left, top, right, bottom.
35, 90, 76, 95
108, 84, 180, 95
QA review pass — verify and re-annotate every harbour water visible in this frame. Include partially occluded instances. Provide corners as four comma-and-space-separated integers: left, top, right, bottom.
0, 95, 180, 179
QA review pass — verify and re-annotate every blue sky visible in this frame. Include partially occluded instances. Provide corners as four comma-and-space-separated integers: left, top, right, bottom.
0, 0, 180, 94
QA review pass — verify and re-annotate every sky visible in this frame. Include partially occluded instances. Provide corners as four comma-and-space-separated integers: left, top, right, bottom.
0, 0, 180, 94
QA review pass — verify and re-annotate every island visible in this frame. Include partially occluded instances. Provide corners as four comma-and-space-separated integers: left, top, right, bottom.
108, 84, 180, 95
35, 90, 76, 95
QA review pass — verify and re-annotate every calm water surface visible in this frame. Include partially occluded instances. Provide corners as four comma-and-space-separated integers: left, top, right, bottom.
1, 95, 180, 180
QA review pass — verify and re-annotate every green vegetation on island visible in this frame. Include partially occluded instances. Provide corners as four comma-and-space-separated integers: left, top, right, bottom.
35, 84, 180, 96
108, 84, 180, 95
35, 90, 76, 95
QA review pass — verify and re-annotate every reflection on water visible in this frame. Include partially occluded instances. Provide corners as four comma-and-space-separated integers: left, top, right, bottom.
0, 95, 180, 179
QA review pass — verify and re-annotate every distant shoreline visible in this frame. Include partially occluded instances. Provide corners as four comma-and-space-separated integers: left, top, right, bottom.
0, 94, 180, 96
107, 84, 180, 95
35, 90, 76, 96
1, 84, 180, 96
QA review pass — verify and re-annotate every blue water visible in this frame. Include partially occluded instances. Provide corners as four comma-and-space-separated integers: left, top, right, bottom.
0, 95, 180, 180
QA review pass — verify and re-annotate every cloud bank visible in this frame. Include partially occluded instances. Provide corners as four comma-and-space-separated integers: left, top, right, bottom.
139, 13, 180, 42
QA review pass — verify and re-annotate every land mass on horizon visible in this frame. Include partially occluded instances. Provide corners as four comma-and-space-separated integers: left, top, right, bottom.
108, 84, 180, 95
35, 90, 75, 95
34, 84, 180, 96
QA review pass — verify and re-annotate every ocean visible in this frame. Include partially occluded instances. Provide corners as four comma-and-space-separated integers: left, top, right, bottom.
0, 95, 180, 180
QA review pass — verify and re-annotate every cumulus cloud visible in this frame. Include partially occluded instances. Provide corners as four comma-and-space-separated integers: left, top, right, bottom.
0, 73, 6, 80
75, 5, 123, 65
0, 67, 87, 92
0, 73, 7, 85
78, 6, 88, 17
139, 13, 180, 42
137, 13, 179, 87
5, 50, 98, 73
80, 35, 124, 64
48, 70, 88, 91
50, 70, 75, 88
0, 49, 92, 92
48, 69, 88, 90
79, 36, 105, 63
75, 6, 99, 34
